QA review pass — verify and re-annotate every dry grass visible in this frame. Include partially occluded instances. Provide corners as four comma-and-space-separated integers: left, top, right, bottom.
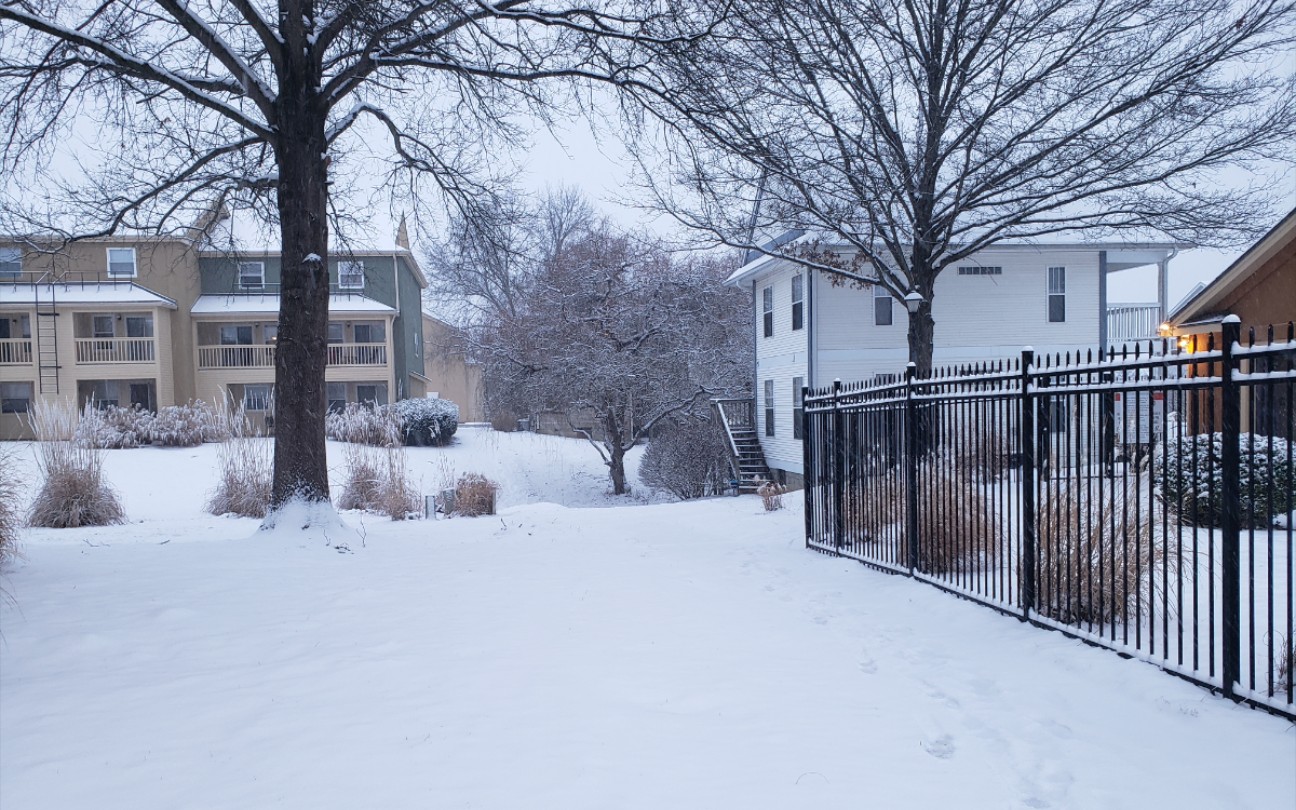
758, 481, 786, 511
207, 438, 273, 518
1035, 475, 1165, 624
337, 445, 421, 520
454, 472, 499, 517
1273, 635, 1294, 696
0, 447, 22, 566
26, 400, 126, 528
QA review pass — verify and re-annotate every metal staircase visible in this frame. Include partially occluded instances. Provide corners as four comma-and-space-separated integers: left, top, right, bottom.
34, 276, 60, 394
713, 398, 772, 493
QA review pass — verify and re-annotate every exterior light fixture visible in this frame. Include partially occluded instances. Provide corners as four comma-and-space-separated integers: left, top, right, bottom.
903, 291, 924, 314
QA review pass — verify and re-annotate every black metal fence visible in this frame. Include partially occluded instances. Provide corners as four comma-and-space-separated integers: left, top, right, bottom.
803, 320, 1296, 718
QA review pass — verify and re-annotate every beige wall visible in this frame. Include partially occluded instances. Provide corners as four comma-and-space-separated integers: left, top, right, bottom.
421, 315, 483, 421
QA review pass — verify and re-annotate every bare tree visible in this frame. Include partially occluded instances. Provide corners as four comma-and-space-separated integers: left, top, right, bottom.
478, 224, 750, 494
0, 0, 706, 521
629, 0, 1296, 374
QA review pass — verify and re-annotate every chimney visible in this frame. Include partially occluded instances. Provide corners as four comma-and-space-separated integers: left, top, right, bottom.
396, 214, 410, 251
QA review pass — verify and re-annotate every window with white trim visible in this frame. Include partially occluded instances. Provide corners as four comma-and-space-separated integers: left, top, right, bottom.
0, 247, 20, 278
1, 381, 33, 414
762, 286, 774, 337
244, 384, 273, 412
92, 315, 115, 338
327, 322, 345, 344
326, 382, 347, 413
792, 376, 804, 440
262, 324, 278, 344
764, 379, 775, 437
1047, 266, 1066, 323
353, 322, 385, 344
238, 261, 265, 289
874, 286, 894, 326
957, 265, 1002, 276
338, 260, 365, 289
107, 247, 137, 278
791, 274, 804, 331
356, 383, 387, 407
124, 315, 153, 338
220, 325, 253, 345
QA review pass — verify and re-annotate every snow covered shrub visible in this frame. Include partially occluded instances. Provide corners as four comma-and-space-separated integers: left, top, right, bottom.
337, 445, 420, 520
0, 447, 21, 566
1156, 432, 1294, 528
207, 438, 272, 517
149, 400, 227, 446
26, 400, 126, 528
453, 472, 498, 516
325, 402, 402, 447
394, 397, 458, 447
758, 481, 786, 511
75, 403, 154, 448
1035, 476, 1165, 624
637, 415, 730, 499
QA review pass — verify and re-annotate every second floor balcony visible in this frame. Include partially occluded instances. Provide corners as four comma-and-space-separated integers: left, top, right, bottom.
0, 337, 32, 365
75, 336, 156, 364
198, 341, 387, 370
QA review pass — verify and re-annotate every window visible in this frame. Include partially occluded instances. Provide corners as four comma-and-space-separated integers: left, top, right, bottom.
762, 286, 774, 338
107, 247, 137, 278
0, 247, 20, 278
220, 325, 253, 345
238, 261, 265, 289
129, 382, 155, 412
244, 384, 273, 412
791, 275, 804, 331
328, 322, 345, 343
88, 380, 119, 408
92, 315, 115, 338
125, 316, 153, 338
338, 261, 364, 289
1, 382, 33, 414
353, 322, 385, 344
1047, 266, 1066, 323
356, 384, 387, 407
764, 379, 775, 437
793, 376, 804, 440
326, 383, 347, 413
262, 324, 278, 344
874, 286, 894, 326
957, 265, 1002, 276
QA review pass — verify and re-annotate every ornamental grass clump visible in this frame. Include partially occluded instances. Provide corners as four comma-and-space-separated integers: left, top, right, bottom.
325, 402, 402, 447
453, 472, 499, 517
27, 400, 125, 528
206, 408, 272, 518
337, 445, 420, 520
913, 460, 1003, 575
758, 481, 786, 511
75, 403, 154, 448
0, 447, 22, 566
150, 400, 228, 446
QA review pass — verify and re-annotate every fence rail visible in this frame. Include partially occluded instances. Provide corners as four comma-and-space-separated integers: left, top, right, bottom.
197, 342, 387, 369
805, 319, 1296, 718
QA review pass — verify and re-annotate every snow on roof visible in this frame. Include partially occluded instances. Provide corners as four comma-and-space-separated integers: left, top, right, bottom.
0, 282, 178, 308
190, 293, 395, 315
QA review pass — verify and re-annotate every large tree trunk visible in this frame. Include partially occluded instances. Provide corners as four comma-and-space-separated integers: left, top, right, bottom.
604, 410, 629, 495
269, 66, 331, 508
906, 296, 935, 378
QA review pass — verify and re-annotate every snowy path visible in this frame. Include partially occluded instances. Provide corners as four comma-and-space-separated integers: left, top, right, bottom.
2, 496, 1292, 809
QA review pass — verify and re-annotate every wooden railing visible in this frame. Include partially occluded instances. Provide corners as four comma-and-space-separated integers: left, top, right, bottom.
0, 338, 33, 365
198, 342, 387, 369
74, 337, 155, 363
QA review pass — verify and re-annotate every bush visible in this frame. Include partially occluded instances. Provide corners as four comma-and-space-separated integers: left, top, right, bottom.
0, 447, 21, 566
1036, 476, 1165, 624
325, 402, 402, 447
1156, 432, 1294, 528
454, 472, 498, 516
75, 404, 155, 448
394, 397, 458, 447
337, 445, 420, 519
207, 437, 273, 517
27, 401, 126, 528
150, 400, 228, 446
638, 415, 730, 499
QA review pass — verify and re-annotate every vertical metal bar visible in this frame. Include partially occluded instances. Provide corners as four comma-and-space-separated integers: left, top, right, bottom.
832, 379, 845, 553
905, 363, 920, 572
1020, 348, 1037, 618
1220, 317, 1243, 699
802, 386, 813, 550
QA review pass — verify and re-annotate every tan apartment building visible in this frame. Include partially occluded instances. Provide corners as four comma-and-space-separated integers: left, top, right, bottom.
2, 223, 484, 439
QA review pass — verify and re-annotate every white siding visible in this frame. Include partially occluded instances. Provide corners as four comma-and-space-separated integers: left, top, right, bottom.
753, 265, 809, 475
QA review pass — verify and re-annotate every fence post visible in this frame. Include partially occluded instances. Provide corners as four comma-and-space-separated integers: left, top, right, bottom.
802, 385, 813, 550
904, 363, 920, 571
832, 379, 845, 552
1220, 317, 1242, 699
1019, 348, 1037, 619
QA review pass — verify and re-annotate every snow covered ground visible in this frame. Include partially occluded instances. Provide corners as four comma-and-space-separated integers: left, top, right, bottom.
1, 430, 1293, 809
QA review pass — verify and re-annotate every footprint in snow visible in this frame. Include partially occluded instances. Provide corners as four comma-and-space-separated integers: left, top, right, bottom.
922, 734, 956, 759
858, 658, 878, 674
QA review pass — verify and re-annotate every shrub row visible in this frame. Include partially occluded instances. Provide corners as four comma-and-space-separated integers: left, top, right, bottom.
325, 398, 459, 447
75, 401, 231, 449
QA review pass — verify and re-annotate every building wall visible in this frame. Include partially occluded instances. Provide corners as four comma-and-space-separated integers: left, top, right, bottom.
1213, 241, 1296, 336
421, 315, 484, 422
752, 264, 809, 475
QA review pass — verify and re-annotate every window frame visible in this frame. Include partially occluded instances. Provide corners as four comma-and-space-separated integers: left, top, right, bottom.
356, 383, 387, 407
0, 381, 33, 414
326, 382, 347, 413
92, 314, 116, 339
1047, 266, 1066, 323
106, 247, 137, 278
353, 322, 384, 344
237, 261, 266, 290
0, 247, 21, 278
764, 379, 775, 437
957, 265, 1003, 276
337, 260, 365, 290
244, 384, 273, 412
792, 376, 804, 440
791, 274, 804, 331
873, 286, 894, 326
124, 315, 153, 338
327, 322, 345, 344
762, 286, 774, 338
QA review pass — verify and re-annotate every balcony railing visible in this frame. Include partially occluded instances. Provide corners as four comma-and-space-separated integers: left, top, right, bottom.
198, 342, 387, 369
1106, 303, 1162, 344
75, 337, 156, 364
0, 338, 33, 365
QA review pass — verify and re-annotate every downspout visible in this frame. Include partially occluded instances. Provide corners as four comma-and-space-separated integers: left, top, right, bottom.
1158, 247, 1178, 325
1098, 250, 1108, 352
393, 252, 402, 399
807, 269, 816, 388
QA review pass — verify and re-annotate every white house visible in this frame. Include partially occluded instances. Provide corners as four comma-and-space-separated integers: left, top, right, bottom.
724, 237, 1187, 485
